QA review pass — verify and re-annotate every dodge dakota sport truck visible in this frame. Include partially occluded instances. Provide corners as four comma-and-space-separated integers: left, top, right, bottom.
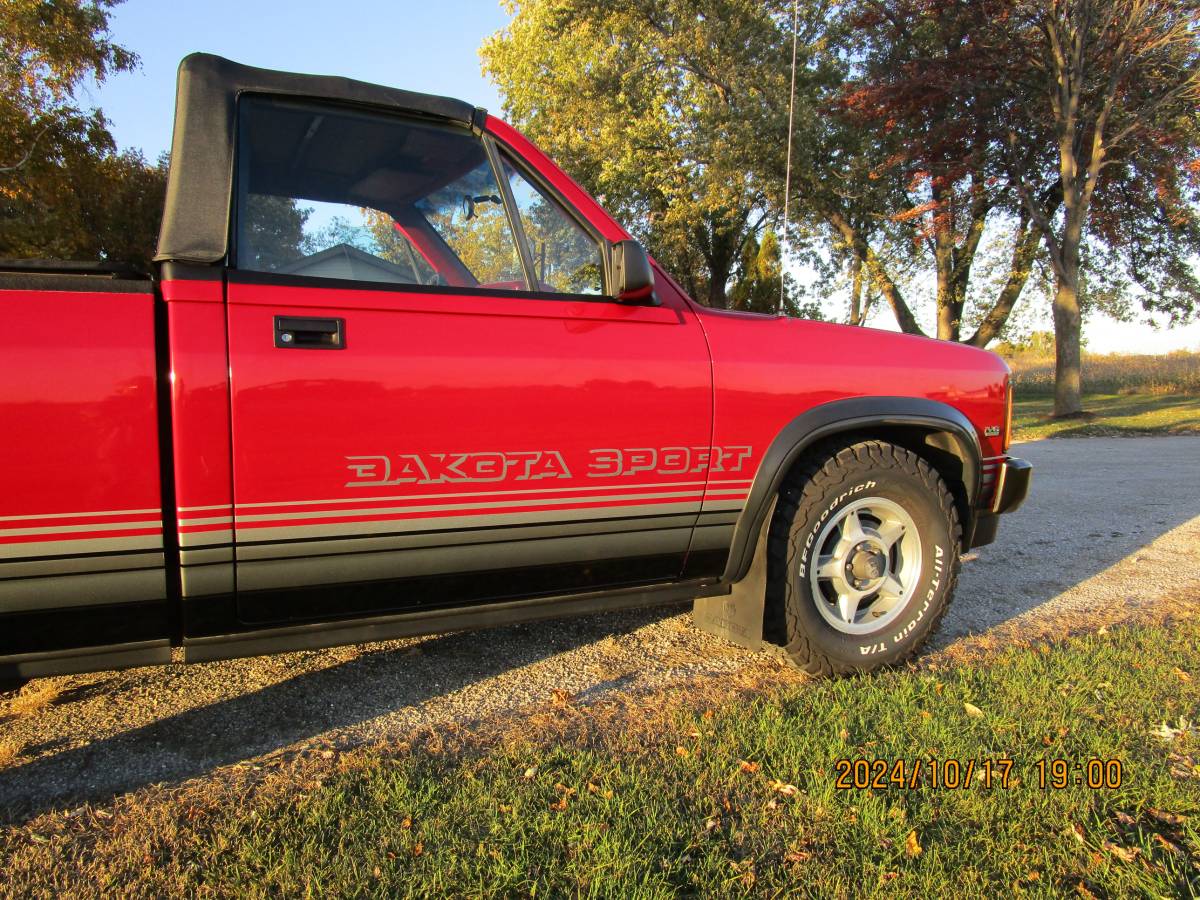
0, 54, 1030, 681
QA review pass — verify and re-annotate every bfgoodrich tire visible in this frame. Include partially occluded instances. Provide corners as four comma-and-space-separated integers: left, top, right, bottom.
766, 439, 961, 675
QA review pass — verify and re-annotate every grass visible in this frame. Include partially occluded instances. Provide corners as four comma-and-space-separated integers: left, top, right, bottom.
1013, 392, 1200, 440
1007, 349, 1200, 397
3, 623, 1198, 898
0, 739, 20, 770
3, 681, 61, 718
1003, 350, 1200, 439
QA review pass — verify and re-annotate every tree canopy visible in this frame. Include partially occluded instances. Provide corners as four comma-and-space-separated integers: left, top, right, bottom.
0, 0, 164, 266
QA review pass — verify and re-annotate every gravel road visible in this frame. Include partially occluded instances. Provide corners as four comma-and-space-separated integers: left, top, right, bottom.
2, 436, 1198, 821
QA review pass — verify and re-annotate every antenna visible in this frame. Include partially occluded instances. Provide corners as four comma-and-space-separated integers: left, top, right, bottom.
778, 0, 800, 316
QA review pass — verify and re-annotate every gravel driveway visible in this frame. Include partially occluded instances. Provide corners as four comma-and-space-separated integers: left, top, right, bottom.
2, 435, 1198, 821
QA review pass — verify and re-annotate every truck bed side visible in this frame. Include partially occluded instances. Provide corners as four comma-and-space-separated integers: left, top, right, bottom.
0, 267, 171, 675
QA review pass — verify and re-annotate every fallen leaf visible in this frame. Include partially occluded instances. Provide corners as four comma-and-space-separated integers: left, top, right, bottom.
1152, 833, 1184, 856
838, 728, 849, 741
705, 817, 720, 831
769, 780, 799, 796
904, 830, 922, 858
1146, 807, 1185, 826
400, 816, 413, 830
586, 782, 600, 795
785, 850, 812, 863
879, 872, 899, 883
1102, 840, 1140, 862
550, 797, 569, 812
1115, 811, 1136, 827
738, 760, 760, 774
919, 710, 932, 721
687, 728, 701, 739
411, 842, 424, 857
1172, 667, 1192, 683
963, 702, 985, 720
675, 746, 690, 758
1075, 881, 1098, 900
523, 767, 537, 780
1069, 823, 1085, 844
702, 709, 715, 720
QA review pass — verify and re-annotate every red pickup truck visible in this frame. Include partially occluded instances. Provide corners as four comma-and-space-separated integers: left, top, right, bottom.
0, 54, 1029, 681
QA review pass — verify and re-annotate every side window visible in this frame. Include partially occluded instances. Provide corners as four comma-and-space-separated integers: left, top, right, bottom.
235, 96, 524, 290
500, 154, 605, 295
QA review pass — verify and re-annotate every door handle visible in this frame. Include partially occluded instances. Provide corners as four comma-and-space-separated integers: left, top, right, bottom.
274, 316, 345, 349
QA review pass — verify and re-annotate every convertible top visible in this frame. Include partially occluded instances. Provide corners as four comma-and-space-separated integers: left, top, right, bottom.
154, 53, 486, 265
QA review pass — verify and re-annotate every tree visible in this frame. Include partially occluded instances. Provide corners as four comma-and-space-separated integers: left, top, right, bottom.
833, 0, 1064, 345
482, 0, 800, 309
0, 0, 165, 266
979, 0, 1200, 415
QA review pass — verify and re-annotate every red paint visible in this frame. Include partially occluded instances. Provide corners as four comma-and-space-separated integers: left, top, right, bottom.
224, 276, 713, 578
0, 288, 162, 540
162, 279, 236, 553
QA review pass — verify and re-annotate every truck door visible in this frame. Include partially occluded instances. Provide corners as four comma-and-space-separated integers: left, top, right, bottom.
224, 96, 723, 624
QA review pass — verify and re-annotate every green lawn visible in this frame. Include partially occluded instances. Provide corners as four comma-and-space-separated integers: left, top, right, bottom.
4, 623, 1198, 897
1014, 392, 1200, 440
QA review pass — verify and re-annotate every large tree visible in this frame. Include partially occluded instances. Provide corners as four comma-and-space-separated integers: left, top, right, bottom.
893, 0, 1200, 415
482, 0, 824, 314
998, 0, 1200, 416
833, 0, 1068, 345
0, 0, 165, 266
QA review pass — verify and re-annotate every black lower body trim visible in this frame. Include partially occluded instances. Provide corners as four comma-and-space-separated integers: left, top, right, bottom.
215, 552, 686, 632
0, 639, 171, 679
184, 578, 729, 664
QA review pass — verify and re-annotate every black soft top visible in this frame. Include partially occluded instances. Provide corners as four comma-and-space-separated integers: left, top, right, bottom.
154, 53, 486, 266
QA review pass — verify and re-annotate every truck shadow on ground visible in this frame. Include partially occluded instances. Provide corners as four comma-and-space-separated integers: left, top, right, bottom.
0, 604, 685, 824
2, 436, 1198, 824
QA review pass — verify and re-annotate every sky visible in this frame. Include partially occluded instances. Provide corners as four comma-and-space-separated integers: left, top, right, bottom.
86, 0, 1198, 354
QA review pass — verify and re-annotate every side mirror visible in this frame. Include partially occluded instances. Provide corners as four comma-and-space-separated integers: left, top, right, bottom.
610, 240, 657, 303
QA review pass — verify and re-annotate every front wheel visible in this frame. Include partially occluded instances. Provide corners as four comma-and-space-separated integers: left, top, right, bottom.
767, 439, 961, 675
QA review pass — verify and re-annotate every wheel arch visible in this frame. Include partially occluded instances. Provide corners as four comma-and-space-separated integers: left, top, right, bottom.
722, 397, 982, 587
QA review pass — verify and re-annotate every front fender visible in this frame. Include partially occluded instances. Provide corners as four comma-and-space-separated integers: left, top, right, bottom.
721, 396, 982, 585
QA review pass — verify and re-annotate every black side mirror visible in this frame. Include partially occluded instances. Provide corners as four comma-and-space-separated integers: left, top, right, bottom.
610, 240, 657, 303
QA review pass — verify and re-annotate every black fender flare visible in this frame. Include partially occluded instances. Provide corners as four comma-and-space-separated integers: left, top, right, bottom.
721, 396, 982, 584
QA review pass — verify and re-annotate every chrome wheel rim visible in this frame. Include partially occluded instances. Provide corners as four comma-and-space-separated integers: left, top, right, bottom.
808, 497, 922, 635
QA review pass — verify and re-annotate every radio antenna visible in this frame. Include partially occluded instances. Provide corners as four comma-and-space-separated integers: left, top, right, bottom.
778, 0, 800, 316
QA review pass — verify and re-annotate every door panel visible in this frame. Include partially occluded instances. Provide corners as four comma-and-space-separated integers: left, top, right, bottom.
226, 273, 715, 621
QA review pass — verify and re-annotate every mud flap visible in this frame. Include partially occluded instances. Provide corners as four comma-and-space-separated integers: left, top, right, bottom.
691, 499, 774, 651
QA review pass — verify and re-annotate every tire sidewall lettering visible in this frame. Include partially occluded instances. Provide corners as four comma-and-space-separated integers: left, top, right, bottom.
786, 465, 955, 668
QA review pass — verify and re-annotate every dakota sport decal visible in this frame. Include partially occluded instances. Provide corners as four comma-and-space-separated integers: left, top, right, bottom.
344, 446, 754, 487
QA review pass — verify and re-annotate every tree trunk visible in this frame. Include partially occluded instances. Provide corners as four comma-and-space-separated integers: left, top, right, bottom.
848, 255, 864, 326
966, 215, 1041, 347
827, 211, 925, 336
706, 259, 732, 308
934, 232, 961, 341
1052, 253, 1084, 417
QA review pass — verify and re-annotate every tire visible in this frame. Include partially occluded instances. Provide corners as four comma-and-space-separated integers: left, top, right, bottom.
766, 439, 961, 675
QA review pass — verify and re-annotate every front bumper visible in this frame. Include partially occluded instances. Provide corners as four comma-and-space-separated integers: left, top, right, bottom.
990, 456, 1032, 515
968, 456, 1032, 549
